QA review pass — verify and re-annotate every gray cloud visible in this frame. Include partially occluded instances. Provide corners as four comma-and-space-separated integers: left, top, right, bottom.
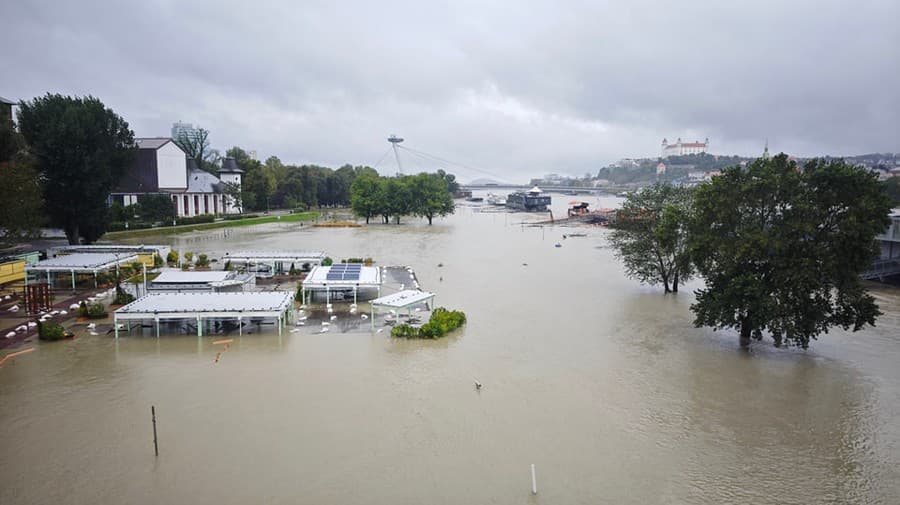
5, 0, 898, 182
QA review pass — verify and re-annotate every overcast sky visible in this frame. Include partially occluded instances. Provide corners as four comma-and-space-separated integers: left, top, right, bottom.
5, 0, 899, 182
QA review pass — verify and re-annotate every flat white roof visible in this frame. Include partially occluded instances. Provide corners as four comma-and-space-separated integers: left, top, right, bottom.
152, 270, 231, 284
28, 253, 140, 272
302, 265, 381, 288
370, 290, 435, 308
224, 251, 326, 262
115, 292, 294, 319
55, 245, 169, 253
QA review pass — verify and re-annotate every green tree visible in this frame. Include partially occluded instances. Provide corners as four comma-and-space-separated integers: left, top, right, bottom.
0, 118, 44, 248
609, 183, 694, 293
689, 154, 893, 348
350, 172, 383, 223
17, 94, 136, 244
885, 176, 900, 205
136, 194, 176, 222
409, 172, 455, 225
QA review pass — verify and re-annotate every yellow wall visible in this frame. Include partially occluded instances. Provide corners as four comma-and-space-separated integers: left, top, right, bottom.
137, 253, 157, 267
0, 259, 25, 285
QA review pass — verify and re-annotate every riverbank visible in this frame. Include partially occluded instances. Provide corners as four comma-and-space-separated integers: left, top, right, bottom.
103, 211, 321, 240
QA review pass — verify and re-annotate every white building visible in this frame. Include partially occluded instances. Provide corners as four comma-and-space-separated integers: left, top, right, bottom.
111, 138, 242, 218
662, 137, 709, 158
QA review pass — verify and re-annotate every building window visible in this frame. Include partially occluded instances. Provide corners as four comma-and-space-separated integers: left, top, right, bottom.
194, 195, 199, 215
172, 195, 178, 216
183, 195, 189, 216
213, 195, 218, 214
204, 195, 209, 214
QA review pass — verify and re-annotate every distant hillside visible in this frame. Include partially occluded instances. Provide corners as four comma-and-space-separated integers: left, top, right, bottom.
468, 178, 504, 185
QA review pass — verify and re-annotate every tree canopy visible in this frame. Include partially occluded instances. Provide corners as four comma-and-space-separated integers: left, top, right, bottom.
17, 94, 136, 244
0, 116, 44, 249
689, 154, 893, 348
350, 172, 456, 225
173, 126, 219, 174
609, 183, 694, 293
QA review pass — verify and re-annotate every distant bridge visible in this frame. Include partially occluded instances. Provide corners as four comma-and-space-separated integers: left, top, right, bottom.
461, 184, 627, 194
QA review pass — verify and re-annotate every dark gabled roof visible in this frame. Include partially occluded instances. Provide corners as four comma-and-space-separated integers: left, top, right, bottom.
0, 96, 15, 105
136, 137, 176, 150
219, 157, 244, 173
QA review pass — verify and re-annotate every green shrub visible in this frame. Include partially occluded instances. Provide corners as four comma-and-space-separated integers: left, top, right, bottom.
223, 213, 259, 220
79, 301, 108, 319
322, 257, 333, 266
38, 321, 67, 341
130, 261, 143, 273
343, 258, 364, 264
95, 271, 112, 286
175, 215, 216, 225
167, 250, 179, 265
390, 324, 419, 338
113, 287, 135, 305
152, 254, 163, 268
390, 307, 466, 339
184, 252, 194, 264
196, 254, 209, 267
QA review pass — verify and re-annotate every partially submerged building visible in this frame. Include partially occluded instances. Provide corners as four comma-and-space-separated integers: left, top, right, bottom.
299, 264, 382, 304
48, 244, 171, 267
149, 269, 255, 293
224, 251, 326, 276
113, 291, 295, 337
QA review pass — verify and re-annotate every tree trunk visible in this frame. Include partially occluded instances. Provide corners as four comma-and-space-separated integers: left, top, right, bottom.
427, 215, 433, 225
661, 272, 671, 293
739, 321, 752, 348
65, 224, 80, 245
672, 270, 679, 293
365, 216, 370, 224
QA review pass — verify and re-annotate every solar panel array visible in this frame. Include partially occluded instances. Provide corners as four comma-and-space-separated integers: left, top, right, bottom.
325, 263, 362, 281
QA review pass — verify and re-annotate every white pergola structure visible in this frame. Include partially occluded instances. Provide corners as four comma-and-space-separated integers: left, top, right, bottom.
148, 269, 254, 293
299, 264, 382, 305
26, 253, 142, 291
369, 289, 435, 330
113, 291, 295, 338
223, 250, 326, 275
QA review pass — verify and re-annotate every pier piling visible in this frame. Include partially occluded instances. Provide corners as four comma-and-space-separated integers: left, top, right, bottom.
151, 405, 159, 456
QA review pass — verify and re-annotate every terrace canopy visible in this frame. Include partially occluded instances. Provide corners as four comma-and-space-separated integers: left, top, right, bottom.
369, 289, 435, 330
113, 291, 295, 337
299, 264, 382, 304
223, 250, 326, 275
26, 253, 141, 290
149, 270, 253, 293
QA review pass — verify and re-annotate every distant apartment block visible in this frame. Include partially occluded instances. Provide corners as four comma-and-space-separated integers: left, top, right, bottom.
662, 137, 709, 158
171, 121, 202, 144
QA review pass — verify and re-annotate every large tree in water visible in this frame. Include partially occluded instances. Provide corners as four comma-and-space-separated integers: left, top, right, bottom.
609, 183, 694, 293
689, 154, 892, 348
17, 94, 136, 244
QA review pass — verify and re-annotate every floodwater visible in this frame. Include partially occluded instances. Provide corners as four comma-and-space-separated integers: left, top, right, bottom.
2, 194, 900, 504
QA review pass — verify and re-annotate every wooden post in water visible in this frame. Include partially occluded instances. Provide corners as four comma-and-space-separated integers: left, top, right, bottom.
531, 464, 537, 495
151, 405, 159, 456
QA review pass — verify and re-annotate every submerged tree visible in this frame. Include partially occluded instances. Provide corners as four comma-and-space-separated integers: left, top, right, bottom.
17, 94, 136, 244
689, 154, 893, 348
409, 172, 455, 225
609, 183, 694, 293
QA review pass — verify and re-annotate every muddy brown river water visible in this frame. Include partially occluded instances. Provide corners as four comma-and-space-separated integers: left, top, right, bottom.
2, 195, 899, 504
